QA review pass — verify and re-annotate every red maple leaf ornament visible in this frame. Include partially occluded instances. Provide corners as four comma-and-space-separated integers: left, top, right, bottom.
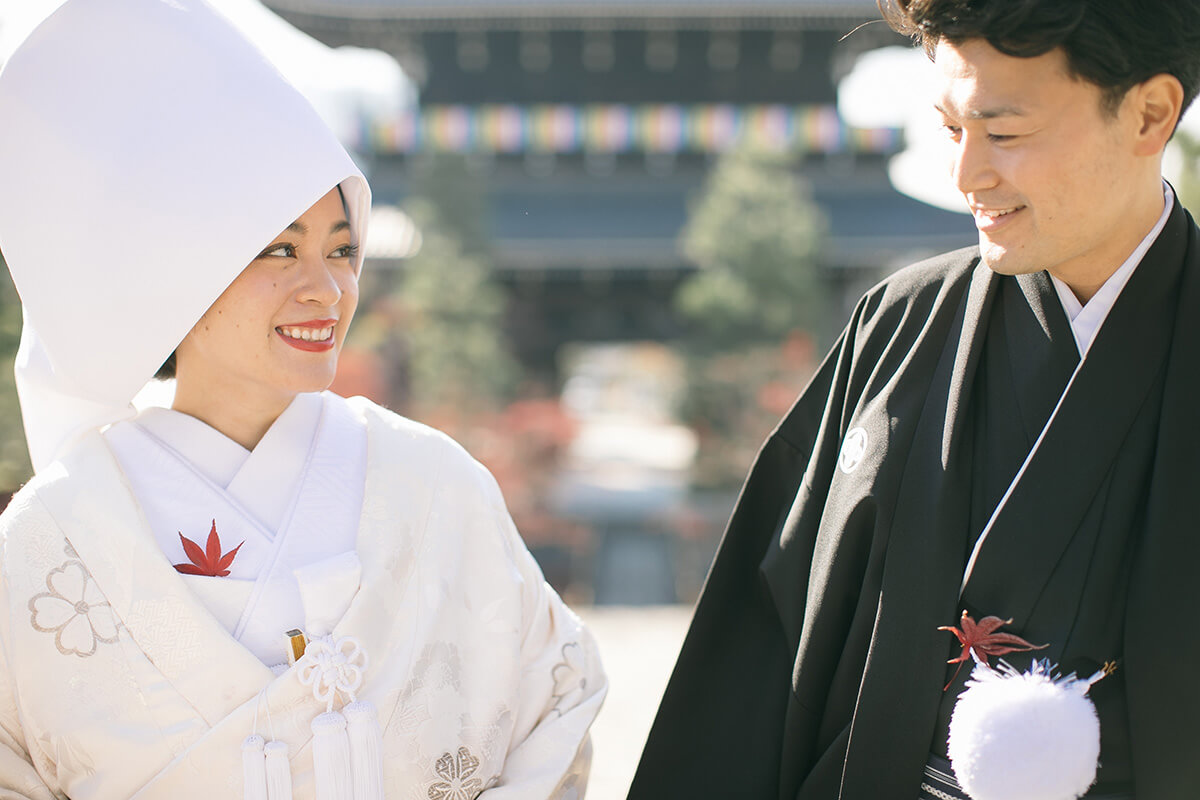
173, 520, 243, 577
938, 610, 1048, 690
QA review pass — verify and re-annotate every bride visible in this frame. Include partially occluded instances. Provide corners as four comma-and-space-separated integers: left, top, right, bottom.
0, 0, 604, 797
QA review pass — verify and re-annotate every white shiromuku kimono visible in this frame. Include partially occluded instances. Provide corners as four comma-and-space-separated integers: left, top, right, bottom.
0, 1, 604, 796
0, 392, 605, 798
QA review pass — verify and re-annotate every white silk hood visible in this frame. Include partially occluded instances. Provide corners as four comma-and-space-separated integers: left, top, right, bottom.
0, 0, 370, 471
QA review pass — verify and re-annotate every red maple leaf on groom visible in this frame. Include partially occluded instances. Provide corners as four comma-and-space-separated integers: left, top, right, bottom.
173, 519, 243, 577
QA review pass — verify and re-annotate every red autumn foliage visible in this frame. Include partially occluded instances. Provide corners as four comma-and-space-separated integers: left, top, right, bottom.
939, 610, 1048, 690
174, 519, 243, 577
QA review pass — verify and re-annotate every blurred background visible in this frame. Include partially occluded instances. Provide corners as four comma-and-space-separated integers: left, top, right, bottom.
4, 1, 1200, 795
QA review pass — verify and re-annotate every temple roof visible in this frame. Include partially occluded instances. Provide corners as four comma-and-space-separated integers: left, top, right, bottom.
263, 0, 883, 21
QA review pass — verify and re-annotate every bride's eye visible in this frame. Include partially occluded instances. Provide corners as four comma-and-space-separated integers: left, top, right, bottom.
256, 243, 296, 259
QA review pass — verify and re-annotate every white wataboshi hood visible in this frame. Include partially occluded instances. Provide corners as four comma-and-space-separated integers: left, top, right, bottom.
0, 0, 370, 471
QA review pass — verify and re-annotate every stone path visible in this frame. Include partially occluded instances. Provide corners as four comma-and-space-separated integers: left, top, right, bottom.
576, 604, 692, 800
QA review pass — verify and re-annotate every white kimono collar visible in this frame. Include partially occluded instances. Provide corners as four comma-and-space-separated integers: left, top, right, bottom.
1051, 182, 1174, 357
134, 392, 323, 533
34, 399, 404, 731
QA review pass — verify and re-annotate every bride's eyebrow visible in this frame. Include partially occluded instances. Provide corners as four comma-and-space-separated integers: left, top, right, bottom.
280, 220, 349, 235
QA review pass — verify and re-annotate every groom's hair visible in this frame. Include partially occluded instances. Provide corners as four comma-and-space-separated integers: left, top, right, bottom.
879, 0, 1200, 118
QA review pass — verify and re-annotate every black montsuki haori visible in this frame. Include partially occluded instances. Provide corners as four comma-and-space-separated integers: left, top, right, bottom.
629, 198, 1200, 799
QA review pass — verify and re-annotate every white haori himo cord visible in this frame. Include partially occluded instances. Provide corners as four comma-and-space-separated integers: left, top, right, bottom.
950, 327, 1104, 799
949, 657, 1110, 800
311, 712, 353, 796
344, 701, 385, 799
266, 740, 296, 800
959, 356, 1086, 599
245, 690, 293, 800
296, 635, 384, 800
243, 735, 269, 800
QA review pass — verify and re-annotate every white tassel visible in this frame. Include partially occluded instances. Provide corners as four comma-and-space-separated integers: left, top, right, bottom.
242, 734, 268, 800
264, 740, 294, 800
312, 710, 354, 800
344, 701, 384, 800
295, 635, 375, 799
949, 659, 1107, 800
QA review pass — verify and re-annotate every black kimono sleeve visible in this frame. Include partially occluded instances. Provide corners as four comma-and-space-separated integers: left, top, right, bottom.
628, 316, 864, 799
628, 251, 983, 800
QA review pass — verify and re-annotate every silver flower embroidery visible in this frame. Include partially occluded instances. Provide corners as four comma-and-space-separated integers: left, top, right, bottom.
551, 642, 587, 715
29, 561, 119, 657
428, 746, 483, 800
386, 642, 461, 740
388, 697, 432, 737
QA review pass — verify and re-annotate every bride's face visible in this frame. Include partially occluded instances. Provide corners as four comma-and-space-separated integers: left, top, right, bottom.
173, 187, 360, 411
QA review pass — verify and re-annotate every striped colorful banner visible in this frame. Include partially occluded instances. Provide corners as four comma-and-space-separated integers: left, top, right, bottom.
359, 104, 901, 156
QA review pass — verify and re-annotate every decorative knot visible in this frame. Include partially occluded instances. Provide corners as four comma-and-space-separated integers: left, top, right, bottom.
296, 634, 368, 712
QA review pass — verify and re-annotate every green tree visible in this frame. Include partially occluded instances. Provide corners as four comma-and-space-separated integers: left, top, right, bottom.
0, 252, 32, 494
407, 152, 492, 259
397, 198, 517, 417
676, 147, 827, 348
674, 147, 828, 488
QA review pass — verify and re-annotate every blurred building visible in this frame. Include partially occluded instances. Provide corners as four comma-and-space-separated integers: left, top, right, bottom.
264, 0, 975, 368
266, 0, 977, 603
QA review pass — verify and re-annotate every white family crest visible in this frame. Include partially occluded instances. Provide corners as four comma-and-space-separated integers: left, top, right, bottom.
838, 428, 869, 474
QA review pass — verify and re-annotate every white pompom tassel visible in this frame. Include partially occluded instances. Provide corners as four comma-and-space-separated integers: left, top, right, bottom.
243, 734, 268, 800
312, 710, 354, 799
265, 740, 294, 800
949, 660, 1106, 800
345, 701, 384, 800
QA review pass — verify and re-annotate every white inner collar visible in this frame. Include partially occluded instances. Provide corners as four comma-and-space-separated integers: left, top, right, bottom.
1050, 182, 1173, 357
133, 392, 324, 532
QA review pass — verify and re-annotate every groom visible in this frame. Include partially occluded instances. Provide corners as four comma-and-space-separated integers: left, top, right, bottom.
631, 1, 1200, 798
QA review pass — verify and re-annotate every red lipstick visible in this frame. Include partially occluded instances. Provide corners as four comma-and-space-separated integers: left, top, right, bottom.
276, 318, 337, 352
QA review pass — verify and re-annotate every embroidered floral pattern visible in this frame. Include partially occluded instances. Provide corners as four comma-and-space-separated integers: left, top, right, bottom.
458, 711, 508, 766
386, 642, 462, 740
428, 746, 483, 800
387, 699, 432, 737
550, 642, 587, 715
29, 560, 119, 657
